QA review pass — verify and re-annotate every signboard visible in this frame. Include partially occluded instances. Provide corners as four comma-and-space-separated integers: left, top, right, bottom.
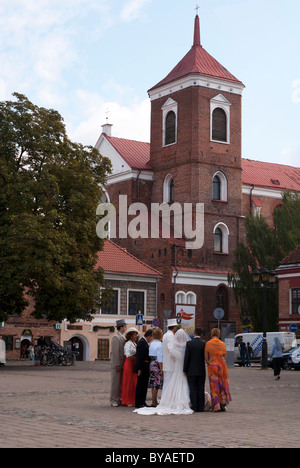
136, 314, 144, 326
290, 324, 298, 333
152, 318, 159, 327
176, 305, 195, 337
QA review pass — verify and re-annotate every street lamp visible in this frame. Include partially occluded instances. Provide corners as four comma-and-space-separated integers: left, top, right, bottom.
252, 268, 277, 369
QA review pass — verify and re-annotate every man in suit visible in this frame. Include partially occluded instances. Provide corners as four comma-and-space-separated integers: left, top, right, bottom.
183, 328, 206, 412
134, 329, 153, 408
110, 319, 127, 407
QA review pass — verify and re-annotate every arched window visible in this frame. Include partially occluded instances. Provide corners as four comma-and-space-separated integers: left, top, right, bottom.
212, 108, 227, 142
214, 228, 223, 253
216, 286, 228, 319
213, 175, 221, 200
214, 223, 230, 254
165, 111, 176, 145
212, 171, 228, 202
186, 292, 197, 305
163, 174, 175, 203
176, 292, 186, 304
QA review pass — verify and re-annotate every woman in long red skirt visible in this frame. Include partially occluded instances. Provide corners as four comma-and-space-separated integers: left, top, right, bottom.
122, 328, 139, 406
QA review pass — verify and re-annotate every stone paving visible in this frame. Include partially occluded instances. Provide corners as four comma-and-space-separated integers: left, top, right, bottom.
0, 360, 299, 449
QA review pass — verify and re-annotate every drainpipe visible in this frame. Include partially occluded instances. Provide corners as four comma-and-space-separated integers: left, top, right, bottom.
250, 185, 255, 216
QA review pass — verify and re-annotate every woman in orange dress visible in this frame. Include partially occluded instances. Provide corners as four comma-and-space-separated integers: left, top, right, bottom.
122, 328, 139, 406
205, 328, 232, 412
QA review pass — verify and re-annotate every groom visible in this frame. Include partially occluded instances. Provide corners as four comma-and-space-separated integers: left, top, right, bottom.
183, 328, 206, 412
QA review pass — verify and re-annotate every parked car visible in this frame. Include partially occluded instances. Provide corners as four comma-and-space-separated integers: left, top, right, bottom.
282, 346, 300, 370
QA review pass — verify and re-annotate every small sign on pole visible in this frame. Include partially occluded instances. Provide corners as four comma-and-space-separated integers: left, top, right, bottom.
136, 314, 144, 326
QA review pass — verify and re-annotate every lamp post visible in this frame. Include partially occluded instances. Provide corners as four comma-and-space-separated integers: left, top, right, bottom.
252, 269, 277, 369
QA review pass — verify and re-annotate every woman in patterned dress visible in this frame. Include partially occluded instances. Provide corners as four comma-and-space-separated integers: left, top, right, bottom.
148, 328, 163, 407
205, 328, 232, 412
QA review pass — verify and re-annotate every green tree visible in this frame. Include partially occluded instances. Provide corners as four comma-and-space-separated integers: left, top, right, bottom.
229, 193, 300, 331
0, 93, 112, 323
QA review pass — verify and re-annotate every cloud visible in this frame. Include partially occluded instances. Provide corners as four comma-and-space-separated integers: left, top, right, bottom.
281, 145, 300, 168
121, 0, 151, 22
291, 79, 300, 104
0, 0, 112, 105
67, 89, 151, 146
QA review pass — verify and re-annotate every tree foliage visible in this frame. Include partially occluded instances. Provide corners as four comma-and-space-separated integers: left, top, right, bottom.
229, 192, 300, 331
0, 93, 112, 323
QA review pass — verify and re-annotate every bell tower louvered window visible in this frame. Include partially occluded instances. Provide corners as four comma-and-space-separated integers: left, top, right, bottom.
212, 108, 227, 142
165, 111, 176, 146
162, 98, 178, 147
210, 94, 231, 144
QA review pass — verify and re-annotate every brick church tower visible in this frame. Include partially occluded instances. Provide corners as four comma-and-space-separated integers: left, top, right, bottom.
146, 15, 245, 332
99, 15, 246, 335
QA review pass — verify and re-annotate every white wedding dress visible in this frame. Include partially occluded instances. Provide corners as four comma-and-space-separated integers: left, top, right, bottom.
134, 329, 193, 416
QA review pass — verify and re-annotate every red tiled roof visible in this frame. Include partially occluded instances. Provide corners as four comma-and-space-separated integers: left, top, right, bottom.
105, 133, 300, 193
242, 159, 300, 192
105, 135, 151, 171
149, 16, 243, 92
95, 240, 162, 278
280, 244, 300, 266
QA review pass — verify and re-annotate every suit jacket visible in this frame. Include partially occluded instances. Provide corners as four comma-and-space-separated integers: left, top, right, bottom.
183, 337, 206, 377
134, 337, 150, 374
110, 332, 125, 369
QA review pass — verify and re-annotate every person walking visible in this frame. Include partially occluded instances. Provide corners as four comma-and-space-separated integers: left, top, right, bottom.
205, 328, 232, 412
183, 328, 206, 412
246, 342, 253, 367
134, 329, 153, 408
110, 319, 127, 407
148, 328, 163, 407
271, 337, 284, 380
238, 337, 246, 367
122, 328, 139, 407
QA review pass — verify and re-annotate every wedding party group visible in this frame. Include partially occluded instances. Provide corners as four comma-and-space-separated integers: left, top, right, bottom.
110, 318, 232, 415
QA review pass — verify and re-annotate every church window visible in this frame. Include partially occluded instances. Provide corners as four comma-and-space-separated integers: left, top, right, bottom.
214, 228, 223, 253
210, 94, 231, 144
212, 171, 228, 202
213, 175, 221, 200
162, 98, 178, 147
165, 111, 176, 145
216, 287, 228, 319
212, 108, 227, 142
163, 174, 175, 203
213, 223, 230, 254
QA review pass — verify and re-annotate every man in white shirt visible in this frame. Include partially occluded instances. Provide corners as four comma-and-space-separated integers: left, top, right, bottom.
162, 318, 178, 395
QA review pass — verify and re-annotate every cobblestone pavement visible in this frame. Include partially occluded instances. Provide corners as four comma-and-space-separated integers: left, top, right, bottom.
0, 361, 299, 449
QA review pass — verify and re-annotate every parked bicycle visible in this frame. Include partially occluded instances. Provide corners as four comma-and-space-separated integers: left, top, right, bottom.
35, 342, 75, 366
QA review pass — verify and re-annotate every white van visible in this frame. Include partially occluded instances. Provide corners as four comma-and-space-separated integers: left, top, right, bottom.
0, 339, 6, 366
234, 332, 297, 366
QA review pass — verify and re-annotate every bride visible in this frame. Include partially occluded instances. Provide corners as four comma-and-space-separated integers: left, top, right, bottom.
134, 328, 193, 416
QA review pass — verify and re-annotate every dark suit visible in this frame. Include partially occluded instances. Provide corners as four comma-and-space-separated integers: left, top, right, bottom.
183, 337, 206, 412
134, 337, 150, 408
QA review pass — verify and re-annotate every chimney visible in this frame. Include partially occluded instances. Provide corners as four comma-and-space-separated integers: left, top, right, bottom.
101, 123, 113, 137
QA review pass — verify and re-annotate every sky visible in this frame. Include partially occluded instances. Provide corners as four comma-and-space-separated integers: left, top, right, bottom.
0, 0, 299, 167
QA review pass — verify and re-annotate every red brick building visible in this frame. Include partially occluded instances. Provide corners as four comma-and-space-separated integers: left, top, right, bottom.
276, 245, 300, 338
95, 15, 300, 338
